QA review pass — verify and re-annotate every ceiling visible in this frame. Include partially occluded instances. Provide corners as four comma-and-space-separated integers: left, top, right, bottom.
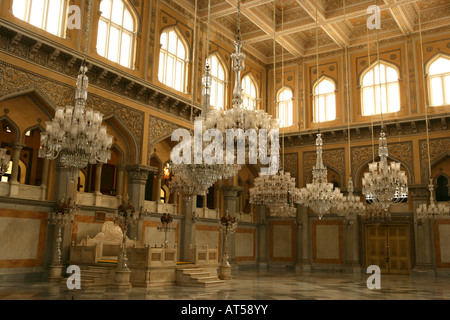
167, 0, 450, 64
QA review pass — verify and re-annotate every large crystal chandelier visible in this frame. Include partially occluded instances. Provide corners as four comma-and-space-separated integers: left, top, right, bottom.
249, 4, 299, 219
362, 132, 408, 212
39, 65, 113, 168
0, 148, 10, 176
170, 0, 241, 197
250, 171, 299, 218
296, 134, 343, 219
361, 11, 408, 214
200, 0, 279, 163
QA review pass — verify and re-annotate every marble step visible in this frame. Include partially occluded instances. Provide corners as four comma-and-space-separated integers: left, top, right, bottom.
187, 272, 211, 279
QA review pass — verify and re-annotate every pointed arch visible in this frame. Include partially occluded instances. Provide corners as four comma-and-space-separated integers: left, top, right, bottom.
103, 114, 139, 165
312, 75, 337, 123
425, 53, 450, 107
158, 25, 190, 93
209, 52, 228, 110
0, 115, 21, 145
277, 86, 294, 128
360, 59, 401, 116
97, 0, 138, 68
242, 72, 259, 110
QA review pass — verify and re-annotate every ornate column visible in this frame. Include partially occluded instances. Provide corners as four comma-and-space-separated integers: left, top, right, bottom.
411, 185, 436, 276
8, 144, 24, 197
126, 164, 157, 242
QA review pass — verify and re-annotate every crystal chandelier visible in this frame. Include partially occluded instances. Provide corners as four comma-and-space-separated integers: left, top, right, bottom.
250, 171, 300, 218
296, 134, 343, 219
170, 0, 241, 196
362, 132, 408, 212
416, 180, 450, 220
200, 0, 279, 163
0, 148, 10, 176
248, 3, 300, 219
336, 178, 366, 225
39, 65, 113, 169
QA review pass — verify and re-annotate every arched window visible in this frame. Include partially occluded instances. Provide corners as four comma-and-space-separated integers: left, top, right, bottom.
209, 54, 226, 110
427, 55, 450, 107
158, 28, 188, 93
97, 0, 136, 68
313, 77, 336, 123
12, 0, 67, 36
361, 62, 400, 116
242, 74, 257, 110
277, 88, 293, 128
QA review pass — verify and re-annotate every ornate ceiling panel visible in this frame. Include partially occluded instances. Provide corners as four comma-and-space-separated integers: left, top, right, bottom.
175, 0, 450, 64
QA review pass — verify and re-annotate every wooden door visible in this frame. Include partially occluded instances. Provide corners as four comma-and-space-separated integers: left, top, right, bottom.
366, 225, 410, 274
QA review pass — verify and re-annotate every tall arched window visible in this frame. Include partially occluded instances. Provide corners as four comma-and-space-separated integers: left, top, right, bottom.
313, 77, 336, 123
427, 55, 450, 107
277, 88, 293, 128
361, 62, 400, 116
436, 175, 450, 202
209, 54, 226, 110
158, 28, 188, 93
242, 74, 257, 110
12, 0, 67, 36
97, 0, 136, 68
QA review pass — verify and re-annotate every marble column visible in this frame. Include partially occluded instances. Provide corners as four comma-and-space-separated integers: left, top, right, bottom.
256, 205, 268, 268
126, 164, 157, 242
343, 216, 362, 273
40, 158, 50, 201
180, 195, 197, 261
115, 165, 125, 205
154, 173, 163, 212
411, 186, 436, 276
296, 205, 311, 272
8, 144, 24, 197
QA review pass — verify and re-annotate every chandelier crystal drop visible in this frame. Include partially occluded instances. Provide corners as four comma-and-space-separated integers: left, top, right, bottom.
416, 179, 450, 220
362, 132, 408, 212
39, 65, 113, 169
296, 134, 343, 219
0, 148, 10, 176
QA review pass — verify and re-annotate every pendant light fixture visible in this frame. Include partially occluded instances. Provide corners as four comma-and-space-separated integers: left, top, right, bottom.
295, 3, 343, 220
361, 0, 408, 215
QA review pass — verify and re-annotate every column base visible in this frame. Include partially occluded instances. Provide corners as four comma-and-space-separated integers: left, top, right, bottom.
48, 265, 63, 282
219, 265, 232, 280
114, 269, 132, 289
412, 265, 436, 277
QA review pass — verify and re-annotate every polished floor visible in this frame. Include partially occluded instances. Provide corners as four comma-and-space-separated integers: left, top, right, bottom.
0, 268, 449, 301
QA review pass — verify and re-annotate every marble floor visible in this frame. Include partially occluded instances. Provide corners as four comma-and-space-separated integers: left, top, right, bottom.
0, 268, 449, 301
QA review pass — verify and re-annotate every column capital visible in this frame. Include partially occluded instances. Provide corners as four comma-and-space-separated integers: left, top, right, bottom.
222, 186, 243, 198
126, 164, 158, 182
408, 184, 430, 201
